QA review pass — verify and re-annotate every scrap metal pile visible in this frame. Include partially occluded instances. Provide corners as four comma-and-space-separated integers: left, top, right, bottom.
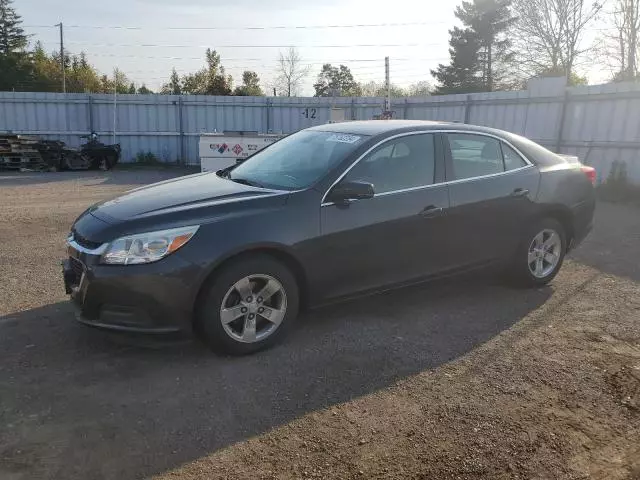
0, 133, 121, 172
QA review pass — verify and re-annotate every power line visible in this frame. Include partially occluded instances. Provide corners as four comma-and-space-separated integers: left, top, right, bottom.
121, 67, 433, 77
24, 21, 447, 31
52, 49, 448, 63
59, 41, 437, 49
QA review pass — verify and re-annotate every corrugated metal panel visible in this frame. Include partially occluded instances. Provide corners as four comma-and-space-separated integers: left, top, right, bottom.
2, 86, 640, 182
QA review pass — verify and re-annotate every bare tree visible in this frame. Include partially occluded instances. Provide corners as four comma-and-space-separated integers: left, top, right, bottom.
513, 0, 603, 80
601, 0, 640, 80
274, 47, 309, 96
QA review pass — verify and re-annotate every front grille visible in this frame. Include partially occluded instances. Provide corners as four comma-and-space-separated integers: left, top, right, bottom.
69, 257, 84, 278
72, 229, 102, 250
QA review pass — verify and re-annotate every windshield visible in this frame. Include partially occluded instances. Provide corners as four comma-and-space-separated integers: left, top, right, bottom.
227, 130, 368, 190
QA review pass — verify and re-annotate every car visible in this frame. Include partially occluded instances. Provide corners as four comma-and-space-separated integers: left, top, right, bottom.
62, 120, 596, 354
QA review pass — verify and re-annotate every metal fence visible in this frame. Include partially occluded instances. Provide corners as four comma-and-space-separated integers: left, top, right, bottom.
2, 78, 640, 183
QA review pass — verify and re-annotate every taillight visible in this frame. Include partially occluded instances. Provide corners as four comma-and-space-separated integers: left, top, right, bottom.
580, 165, 596, 185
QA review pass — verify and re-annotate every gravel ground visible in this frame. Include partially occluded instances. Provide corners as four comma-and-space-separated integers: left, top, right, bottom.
0, 170, 639, 480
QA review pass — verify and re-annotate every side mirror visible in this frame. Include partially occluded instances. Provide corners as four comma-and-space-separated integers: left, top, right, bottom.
327, 181, 375, 204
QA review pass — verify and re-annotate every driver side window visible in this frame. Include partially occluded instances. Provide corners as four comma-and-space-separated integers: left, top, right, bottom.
342, 134, 435, 194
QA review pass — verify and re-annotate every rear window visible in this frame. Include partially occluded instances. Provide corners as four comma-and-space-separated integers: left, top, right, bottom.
507, 134, 565, 167
501, 143, 528, 170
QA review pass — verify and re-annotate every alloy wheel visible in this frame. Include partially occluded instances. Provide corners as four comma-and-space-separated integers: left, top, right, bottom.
220, 274, 287, 343
528, 228, 562, 278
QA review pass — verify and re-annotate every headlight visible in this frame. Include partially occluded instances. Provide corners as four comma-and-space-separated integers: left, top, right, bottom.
101, 225, 199, 265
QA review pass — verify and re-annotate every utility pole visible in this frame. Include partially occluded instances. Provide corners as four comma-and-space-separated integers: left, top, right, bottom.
113, 68, 118, 144
384, 56, 391, 118
56, 22, 66, 93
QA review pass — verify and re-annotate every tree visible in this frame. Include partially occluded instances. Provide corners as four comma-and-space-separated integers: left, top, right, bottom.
457, 0, 517, 91
234, 70, 263, 96
180, 49, 233, 95
98, 68, 134, 94
407, 81, 432, 96
513, 0, 603, 80
432, 0, 516, 93
601, 0, 640, 81
431, 27, 485, 94
30, 41, 59, 91
137, 84, 153, 94
66, 52, 102, 92
359, 81, 408, 97
274, 47, 309, 96
161, 68, 182, 94
204, 48, 233, 95
0, 0, 26, 54
29, 42, 103, 93
313, 64, 362, 96
181, 70, 207, 94
0, 0, 31, 91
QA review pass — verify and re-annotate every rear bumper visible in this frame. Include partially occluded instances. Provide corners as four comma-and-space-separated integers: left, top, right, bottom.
62, 253, 199, 335
569, 220, 593, 251
569, 197, 595, 251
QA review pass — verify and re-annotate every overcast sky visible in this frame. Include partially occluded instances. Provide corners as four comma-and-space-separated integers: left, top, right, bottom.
18, 0, 609, 93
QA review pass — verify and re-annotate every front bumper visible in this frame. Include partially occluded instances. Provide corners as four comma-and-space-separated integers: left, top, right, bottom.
62, 250, 200, 335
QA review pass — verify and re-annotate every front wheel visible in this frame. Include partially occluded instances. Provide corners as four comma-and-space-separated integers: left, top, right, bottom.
512, 218, 566, 287
195, 255, 299, 355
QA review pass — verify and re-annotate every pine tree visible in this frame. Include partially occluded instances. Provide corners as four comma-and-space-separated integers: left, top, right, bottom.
431, 0, 516, 93
161, 68, 182, 94
0, 0, 26, 54
456, 0, 517, 91
0, 0, 31, 91
431, 27, 484, 94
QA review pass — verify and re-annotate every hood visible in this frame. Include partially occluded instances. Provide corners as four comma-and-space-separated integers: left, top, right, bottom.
88, 172, 283, 223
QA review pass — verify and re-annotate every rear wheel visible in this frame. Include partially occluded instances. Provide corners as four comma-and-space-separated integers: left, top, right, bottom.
512, 218, 566, 287
195, 255, 299, 355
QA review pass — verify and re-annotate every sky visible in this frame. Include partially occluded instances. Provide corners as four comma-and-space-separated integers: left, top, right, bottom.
17, 0, 611, 94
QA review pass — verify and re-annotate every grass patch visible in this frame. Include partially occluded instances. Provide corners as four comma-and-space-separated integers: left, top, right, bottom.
134, 151, 161, 165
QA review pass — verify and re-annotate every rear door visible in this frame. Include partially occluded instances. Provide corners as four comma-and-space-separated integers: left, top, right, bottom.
315, 132, 451, 299
443, 132, 540, 269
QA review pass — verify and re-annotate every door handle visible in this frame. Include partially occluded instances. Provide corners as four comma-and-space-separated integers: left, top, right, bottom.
510, 188, 530, 198
420, 205, 444, 218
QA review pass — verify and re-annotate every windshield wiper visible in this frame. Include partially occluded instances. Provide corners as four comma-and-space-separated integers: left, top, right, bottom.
229, 176, 265, 188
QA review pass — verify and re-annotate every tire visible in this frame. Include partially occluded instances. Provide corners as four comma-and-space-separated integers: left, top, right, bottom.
195, 255, 300, 355
511, 218, 567, 287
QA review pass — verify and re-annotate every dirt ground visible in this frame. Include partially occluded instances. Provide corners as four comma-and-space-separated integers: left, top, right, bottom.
0, 170, 639, 480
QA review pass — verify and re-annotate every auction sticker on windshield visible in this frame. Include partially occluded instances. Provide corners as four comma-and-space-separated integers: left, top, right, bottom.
326, 134, 361, 144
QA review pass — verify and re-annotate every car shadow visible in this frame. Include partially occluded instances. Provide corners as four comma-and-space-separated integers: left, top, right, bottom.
0, 277, 552, 480
569, 201, 640, 282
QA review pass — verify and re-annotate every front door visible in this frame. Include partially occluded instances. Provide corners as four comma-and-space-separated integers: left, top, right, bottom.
315, 133, 451, 300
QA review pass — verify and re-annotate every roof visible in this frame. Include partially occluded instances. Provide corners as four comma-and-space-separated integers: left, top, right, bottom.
309, 120, 453, 135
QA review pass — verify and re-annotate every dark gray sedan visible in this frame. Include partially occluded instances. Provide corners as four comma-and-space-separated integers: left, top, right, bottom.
63, 120, 595, 354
